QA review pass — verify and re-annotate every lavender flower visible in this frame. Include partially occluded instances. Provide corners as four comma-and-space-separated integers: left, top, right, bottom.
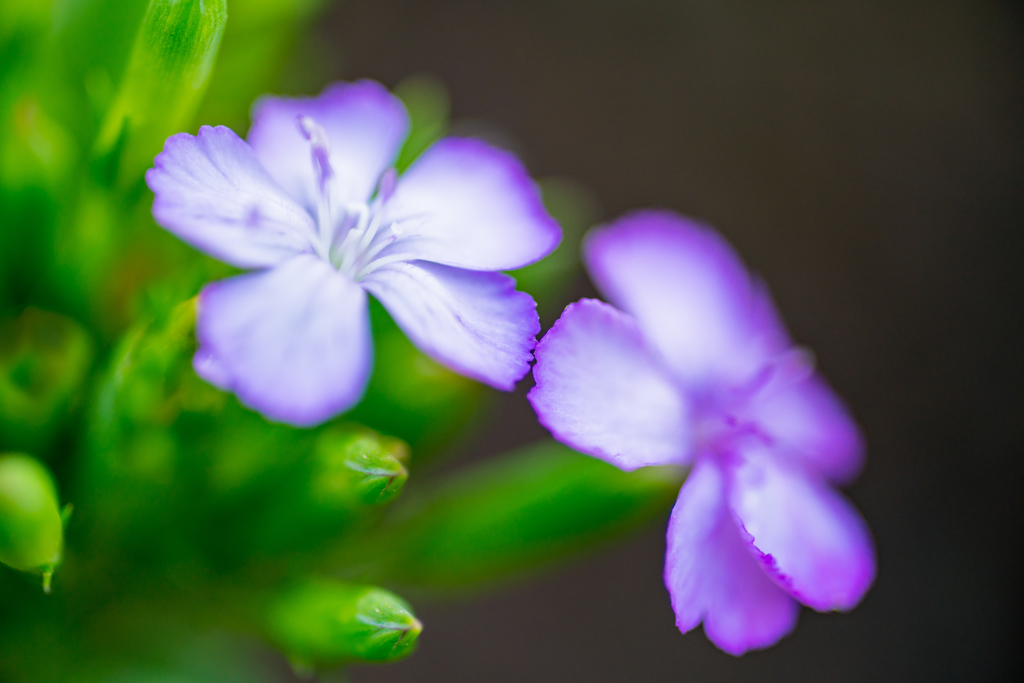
528, 211, 874, 655
146, 80, 560, 426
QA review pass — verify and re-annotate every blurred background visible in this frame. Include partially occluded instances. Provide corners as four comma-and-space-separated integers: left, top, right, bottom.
294, 1, 1021, 681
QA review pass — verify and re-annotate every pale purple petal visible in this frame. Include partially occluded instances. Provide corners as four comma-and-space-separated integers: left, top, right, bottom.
750, 374, 865, 484
195, 255, 372, 427
360, 261, 537, 390
584, 211, 789, 390
665, 460, 799, 655
247, 80, 409, 210
146, 126, 317, 268
378, 137, 561, 271
728, 447, 876, 612
528, 299, 690, 471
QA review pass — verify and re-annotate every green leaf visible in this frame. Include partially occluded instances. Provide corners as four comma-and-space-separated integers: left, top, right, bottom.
92, 0, 227, 187
343, 440, 685, 591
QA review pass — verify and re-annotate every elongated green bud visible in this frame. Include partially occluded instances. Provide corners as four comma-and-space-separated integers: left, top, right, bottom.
93, 0, 226, 185
247, 426, 409, 554
266, 579, 421, 668
344, 441, 685, 590
0, 308, 94, 452
0, 453, 62, 573
314, 425, 409, 506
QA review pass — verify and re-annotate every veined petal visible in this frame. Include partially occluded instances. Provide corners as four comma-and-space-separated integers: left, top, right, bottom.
728, 447, 876, 612
146, 126, 317, 268
247, 80, 409, 209
361, 261, 537, 391
584, 211, 789, 390
528, 299, 689, 471
194, 255, 372, 427
751, 374, 865, 484
665, 460, 799, 656
379, 137, 561, 271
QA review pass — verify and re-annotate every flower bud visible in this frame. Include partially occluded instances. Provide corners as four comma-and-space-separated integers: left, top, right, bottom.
0, 453, 62, 573
246, 426, 409, 554
0, 308, 94, 452
313, 425, 409, 507
92, 0, 226, 186
266, 579, 421, 668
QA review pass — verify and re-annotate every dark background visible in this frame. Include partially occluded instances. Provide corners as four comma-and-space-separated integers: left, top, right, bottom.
310, 1, 1023, 680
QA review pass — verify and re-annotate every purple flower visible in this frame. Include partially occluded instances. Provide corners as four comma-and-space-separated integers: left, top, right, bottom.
145, 80, 560, 426
528, 211, 874, 655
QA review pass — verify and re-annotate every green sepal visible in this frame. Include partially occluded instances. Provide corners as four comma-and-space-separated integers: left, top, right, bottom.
344, 440, 685, 590
266, 579, 421, 668
0, 452, 63, 574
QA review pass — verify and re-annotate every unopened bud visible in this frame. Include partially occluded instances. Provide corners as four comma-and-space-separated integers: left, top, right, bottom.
266, 579, 421, 668
247, 426, 409, 554
0, 453, 63, 573
313, 425, 409, 506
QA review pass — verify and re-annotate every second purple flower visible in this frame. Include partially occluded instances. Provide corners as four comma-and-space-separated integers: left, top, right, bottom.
529, 211, 875, 655
146, 80, 561, 426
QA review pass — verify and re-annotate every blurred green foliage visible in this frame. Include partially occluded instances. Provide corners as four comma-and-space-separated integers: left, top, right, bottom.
0, 2, 678, 681
342, 441, 685, 592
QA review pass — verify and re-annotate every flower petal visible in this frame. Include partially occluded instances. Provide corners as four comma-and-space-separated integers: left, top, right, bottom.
728, 447, 876, 611
194, 255, 372, 427
665, 460, 799, 655
379, 137, 561, 271
528, 299, 689, 471
584, 211, 788, 390
361, 261, 537, 391
247, 80, 409, 209
751, 374, 865, 484
146, 126, 317, 268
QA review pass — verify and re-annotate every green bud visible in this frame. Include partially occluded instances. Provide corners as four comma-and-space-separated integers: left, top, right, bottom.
92, 0, 226, 186
245, 426, 409, 555
314, 425, 409, 507
266, 579, 421, 668
345, 441, 685, 590
0, 453, 62, 573
0, 308, 94, 452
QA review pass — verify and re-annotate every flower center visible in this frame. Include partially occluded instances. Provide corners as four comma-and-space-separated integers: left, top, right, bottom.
297, 116, 408, 281
691, 347, 816, 460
